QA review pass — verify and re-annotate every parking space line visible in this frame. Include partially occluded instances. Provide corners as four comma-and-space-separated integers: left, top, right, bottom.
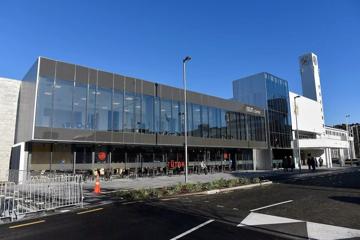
77, 207, 103, 215
169, 219, 214, 240
9, 220, 45, 229
250, 200, 293, 212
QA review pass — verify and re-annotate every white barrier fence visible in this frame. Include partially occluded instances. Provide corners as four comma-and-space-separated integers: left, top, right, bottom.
0, 175, 83, 222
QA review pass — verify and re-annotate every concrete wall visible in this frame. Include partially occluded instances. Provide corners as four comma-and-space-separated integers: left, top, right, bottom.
289, 92, 324, 134
0, 78, 21, 179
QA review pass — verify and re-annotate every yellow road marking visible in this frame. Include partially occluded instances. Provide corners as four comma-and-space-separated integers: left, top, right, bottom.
77, 207, 104, 215
9, 220, 45, 229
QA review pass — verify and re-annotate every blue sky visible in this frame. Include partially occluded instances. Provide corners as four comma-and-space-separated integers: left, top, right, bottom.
0, 0, 359, 125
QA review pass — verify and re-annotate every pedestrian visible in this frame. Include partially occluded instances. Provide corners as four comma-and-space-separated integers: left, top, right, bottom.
311, 156, 316, 171
307, 154, 312, 170
319, 157, 323, 167
283, 156, 288, 172
289, 156, 294, 172
200, 160, 208, 175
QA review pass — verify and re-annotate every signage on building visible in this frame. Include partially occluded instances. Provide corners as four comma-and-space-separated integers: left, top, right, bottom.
245, 106, 261, 115
98, 151, 107, 161
168, 160, 185, 169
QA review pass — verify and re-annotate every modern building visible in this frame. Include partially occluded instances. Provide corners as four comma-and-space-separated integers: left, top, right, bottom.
333, 123, 359, 159
232, 72, 292, 169
0, 78, 21, 180
5, 57, 268, 178
352, 124, 360, 159
289, 53, 353, 167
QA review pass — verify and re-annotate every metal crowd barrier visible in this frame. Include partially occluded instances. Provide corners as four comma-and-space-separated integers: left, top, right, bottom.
0, 175, 83, 222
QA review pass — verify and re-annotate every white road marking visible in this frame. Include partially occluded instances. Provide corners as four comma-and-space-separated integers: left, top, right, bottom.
161, 197, 179, 201
250, 200, 293, 212
217, 205, 224, 208
170, 219, 214, 240
238, 212, 302, 227
233, 208, 239, 211
307, 221, 360, 240
238, 212, 360, 239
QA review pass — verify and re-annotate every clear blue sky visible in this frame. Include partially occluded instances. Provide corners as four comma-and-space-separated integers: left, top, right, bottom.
1, 0, 359, 125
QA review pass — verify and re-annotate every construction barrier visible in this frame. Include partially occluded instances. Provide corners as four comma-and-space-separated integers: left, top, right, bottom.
0, 175, 83, 222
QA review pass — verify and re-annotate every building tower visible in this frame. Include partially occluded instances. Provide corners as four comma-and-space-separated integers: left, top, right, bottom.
299, 52, 325, 127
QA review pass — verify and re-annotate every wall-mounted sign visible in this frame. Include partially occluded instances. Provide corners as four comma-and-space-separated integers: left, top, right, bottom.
168, 160, 185, 169
245, 106, 261, 115
98, 151, 107, 161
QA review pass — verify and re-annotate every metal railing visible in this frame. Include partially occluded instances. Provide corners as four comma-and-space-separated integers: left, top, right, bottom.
0, 175, 83, 222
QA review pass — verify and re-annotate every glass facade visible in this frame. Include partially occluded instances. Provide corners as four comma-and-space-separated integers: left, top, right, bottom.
265, 74, 292, 148
233, 72, 291, 148
34, 60, 266, 143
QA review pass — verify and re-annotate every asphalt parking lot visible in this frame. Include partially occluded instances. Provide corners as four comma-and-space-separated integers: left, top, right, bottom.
0, 167, 359, 240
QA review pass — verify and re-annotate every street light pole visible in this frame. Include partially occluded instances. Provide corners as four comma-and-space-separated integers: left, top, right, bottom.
183, 56, 191, 183
294, 96, 301, 173
345, 114, 351, 164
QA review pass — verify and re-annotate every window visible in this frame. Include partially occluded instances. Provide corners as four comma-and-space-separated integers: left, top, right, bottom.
192, 104, 201, 137
208, 107, 218, 138
86, 84, 96, 130
160, 99, 172, 135
172, 101, 181, 135
124, 92, 135, 132
141, 95, 154, 134
95, 87, 112, 131
113, 90, 123, 132
35, 76, 54, 127
73, 82, 87, 129
201, 105, 209, 138
220, 109, 227, 139
53, 79, 73, 129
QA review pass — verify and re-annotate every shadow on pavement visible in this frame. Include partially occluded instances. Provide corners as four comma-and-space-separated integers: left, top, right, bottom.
329, 196, 360, 205
262, 168, 360, 190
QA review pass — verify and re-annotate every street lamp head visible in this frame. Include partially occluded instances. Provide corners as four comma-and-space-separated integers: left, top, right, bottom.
183, 56, 192, 63
294, 95, 301, 99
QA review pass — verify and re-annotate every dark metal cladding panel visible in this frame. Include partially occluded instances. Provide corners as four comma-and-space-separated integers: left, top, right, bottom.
159, 85, 173, 100
75, 66, 88, 85
98, 71, 113, 89
172, 88, 183, 102
158, 135, 183, 146
123, 132, 135, 144
142, 80, 155, 96
34, 127, 52, 140
124, 77, 136, 93
114, 74, 125, 91
249, 141, 267, 149
135, 134, 156, 145
134, 79, 143, 95
56, 61, 75, 82
112, 132, 124, 144
95, 131, 112, 142
186, 91, 202, 105
39, 58, 56, 78
89, 69, 97, 85
50, 128, 95, 142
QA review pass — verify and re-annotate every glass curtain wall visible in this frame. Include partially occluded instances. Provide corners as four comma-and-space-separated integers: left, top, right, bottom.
266, 76, 291, 148
35, 68, 266, 142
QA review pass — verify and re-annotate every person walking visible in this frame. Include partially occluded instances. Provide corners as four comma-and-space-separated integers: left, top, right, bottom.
283, 156, 288, 172
289, 156, 294, 172
319, 157, 323, 167
200, 160, 208, 175
307, 154, 312, 170
311, 156, 316, 171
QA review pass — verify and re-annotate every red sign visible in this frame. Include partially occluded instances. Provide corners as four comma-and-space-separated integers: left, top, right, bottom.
98, 152, 107, 161
168, 160, 185, 169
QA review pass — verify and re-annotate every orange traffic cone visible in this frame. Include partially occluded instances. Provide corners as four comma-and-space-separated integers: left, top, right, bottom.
94, 175, 101, 194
